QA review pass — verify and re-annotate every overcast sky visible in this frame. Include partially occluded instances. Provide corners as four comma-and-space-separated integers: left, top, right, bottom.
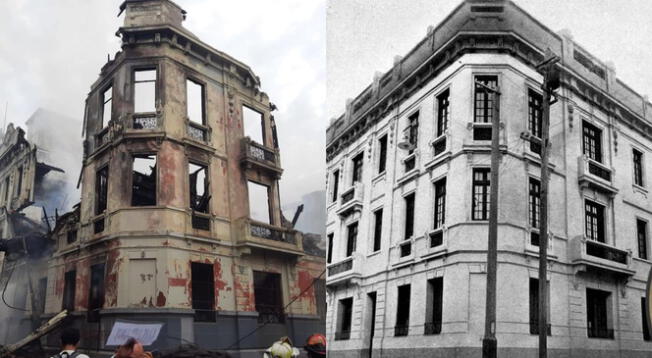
0, 0, 325, 206
327, 0, 652, 119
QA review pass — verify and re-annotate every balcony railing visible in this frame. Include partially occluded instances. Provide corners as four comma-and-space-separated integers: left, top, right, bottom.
337, 183, 364, 217
432, 134, 447, 157
250, 221, 295, 244
578, 155, 617, 194
187, 122, 208, 142
424, 322, 442, 335
569, 236, 633, 276
328, 257, 353, 276
133, 114, 159, 130
257, 306, 285, 324
585, 239, 627, 264
96, 128, 109, 147
241, 138, 282, 177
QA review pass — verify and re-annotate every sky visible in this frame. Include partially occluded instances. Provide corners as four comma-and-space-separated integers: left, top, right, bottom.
0, 0, 326, 206
327, 0, 652, 119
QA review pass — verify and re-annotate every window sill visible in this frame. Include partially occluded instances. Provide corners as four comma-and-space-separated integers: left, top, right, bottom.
372, 171, 386, 184
632, 256, 652, 264
396, 168, 420, 185
367, 250, 382, 258
633, 184, 648, 195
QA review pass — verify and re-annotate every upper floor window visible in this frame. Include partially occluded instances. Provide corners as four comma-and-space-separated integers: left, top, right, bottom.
331, 169, 340, 203
346, 222, 358, 257
134, 69, 157, 113
474, 76, 498, 123
529, 178, 541, 229
15, 166, 22, 198
583, 121, 602, 163
585, 200, 605, 243
378, 135, 388, 174
243, 106, 265, 144
101, 86, 113, 128
351, 153, 363, 184
95, 166, 108, 215
633, 149, 644, 187
528, 89, 543, 154
637, 219, 648, 260
373, 208, 383, 252
248, 181, 271, 224
436, 89, 450, 136
3, 176, 9, 205
433, 178, 446, 229
187, 79, 205, 125
404, 193, 415, 239
189, 162, 209, 213
407, 111, 419, 152
327, 233, 334, 264
132, 154, 157, 206
472, 168, 490, 220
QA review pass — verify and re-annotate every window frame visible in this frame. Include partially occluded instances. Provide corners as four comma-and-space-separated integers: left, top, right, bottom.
346, 221, 358, 257
188, 160, 210, 214
436, 88, 450, 137
247, 180, 273, 225
242, 104, 266, 145
331, 169, 340, 203
404, 192, 416, 240
633, 148, 645, 187
100, 84, 113, 129
584, 199, 606, 243
378, 134, 388, 174
433, 178, 446, 229
372, 208, 383, 252
527, 88, 543, 154
131, 153, 158, 207
472, 168, 491, 220
474, 75, 498, 124
637, 218, 648, 260
582, 120, 603, 163
133, 67, 158, 114
95, 165, 109, 216
351, 152, 364, 185
186, 77, 206, 126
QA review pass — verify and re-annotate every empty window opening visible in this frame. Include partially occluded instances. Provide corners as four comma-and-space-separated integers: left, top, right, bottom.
336, 297, 353, 340
96, 166, 108, 215
134, 69, 156, 113
189, 162, 209, 213
638, 219, 648, 260
367, 292, 377, 343
395, 284, 411, 336
433, 178, 446, 229
192, 262, 216, 322
331, 170, 340, 203
88, 263, 105, 322
254, 271, 284, 324
15, 166, 22, 198
62, 270, 76, 312
585, 200, 605, 243
425, 277, 443, 335
243, 106, 265, 144
37, 277, 47, 313
378, 135, 388, 174
67, 229, 78, 244
472, 168, 491, 220
373, 209, 383, 252
102, 86, 113, 128
132, 154, 157, 206
529, 278, 551, 335
248, 181, 271, 224
327, 233, 334, 264
3, 176, 9, 204
346, 222, 358, 257
352, 153, 364, 184
633, 149, 644, 186
187, 79, 205, 125
583, 121, 602, 163
586, 288, 613, 339
404, 193, 415, 239
642, 297, 651, 341
437, 89, 450, 136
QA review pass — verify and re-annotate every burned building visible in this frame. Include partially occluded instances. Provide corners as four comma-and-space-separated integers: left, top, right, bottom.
23, 0, 325, 355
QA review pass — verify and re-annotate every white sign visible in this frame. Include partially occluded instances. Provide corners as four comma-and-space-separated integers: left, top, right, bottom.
106, 321, 163, 346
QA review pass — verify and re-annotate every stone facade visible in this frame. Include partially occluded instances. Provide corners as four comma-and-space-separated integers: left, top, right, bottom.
325, 1, 652, 357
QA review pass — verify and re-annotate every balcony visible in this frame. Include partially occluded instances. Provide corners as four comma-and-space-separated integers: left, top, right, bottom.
578, 155, 618, 195
187, 122, 208, 142
236, 218, 302, 256
326, 256, 361, 287
569, 236, 634, 277
132, 113, 159, 130
336, 183, 364, 218
240, 138, 283, 178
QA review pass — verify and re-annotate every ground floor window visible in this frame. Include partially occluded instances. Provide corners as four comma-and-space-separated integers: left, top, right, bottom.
254, 271, 284, 324
586, 288, 613, 339
336, 297, 353, 340
191, 262, 215, 322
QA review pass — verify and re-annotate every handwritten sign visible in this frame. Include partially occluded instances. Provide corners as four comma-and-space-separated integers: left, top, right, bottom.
106, 320, 163, 346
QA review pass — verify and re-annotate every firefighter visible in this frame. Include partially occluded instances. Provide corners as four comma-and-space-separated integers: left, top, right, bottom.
304, 333, 326, 357
263, 336, 299, 358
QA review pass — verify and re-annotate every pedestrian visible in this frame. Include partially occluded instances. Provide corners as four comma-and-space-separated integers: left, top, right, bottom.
50, 327, 90, 358
112, 337, 152, 358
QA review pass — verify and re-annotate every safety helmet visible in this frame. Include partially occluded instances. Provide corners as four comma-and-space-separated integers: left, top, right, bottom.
305, 333, 326, 356
264, 337, 300, 358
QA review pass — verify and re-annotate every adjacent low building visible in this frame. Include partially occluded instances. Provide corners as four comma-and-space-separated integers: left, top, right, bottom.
325, 1, 652, 357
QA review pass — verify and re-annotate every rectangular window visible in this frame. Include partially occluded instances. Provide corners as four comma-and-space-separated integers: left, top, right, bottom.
638, 219, 648, 260
134, 69, 156, 113
3, 176, 9, 204
243, 106, 265, 144
529, 178, 541, 228
62, 270, 76, 312
378, 135, 388, 174
15, 166, 22, 198
331, 170, 339, 203
585, 200, 605, 243
528, 89, 543, 154
37, 277, 47, 313
87, 263, 105, 322
529, 278, 551, 335
327, 233, 334, 264
433, 178, 446, 229
131, 154, 157, 206
634, 149, 644, 186
336, 297, 353, 340
404, 193, 415, 239
583, 121, 602, 163
474, 76, 498, 123
587, 288, 613, 339
642, 297, 651, 341
472, 168, 491, 220
254, 271, 284, 323
101, 86, 112, 128
373, 208, 383, 252
192, 262, 216, 322
67, 229, 78, 244
96, 166, 108, 215
436, 89, 450, 136
352, 153, 364, 184
407, 111, 419, 151
395, 284, 411, 336
346, 222, 358, 257
248, 181, 271, 224
189, 162, 209, 213
186, 79, 205, 125
425, 277, 443, 335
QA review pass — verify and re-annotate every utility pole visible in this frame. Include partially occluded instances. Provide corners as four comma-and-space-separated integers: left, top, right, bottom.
478, 80, 501, 358
535, 49, 560, 358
